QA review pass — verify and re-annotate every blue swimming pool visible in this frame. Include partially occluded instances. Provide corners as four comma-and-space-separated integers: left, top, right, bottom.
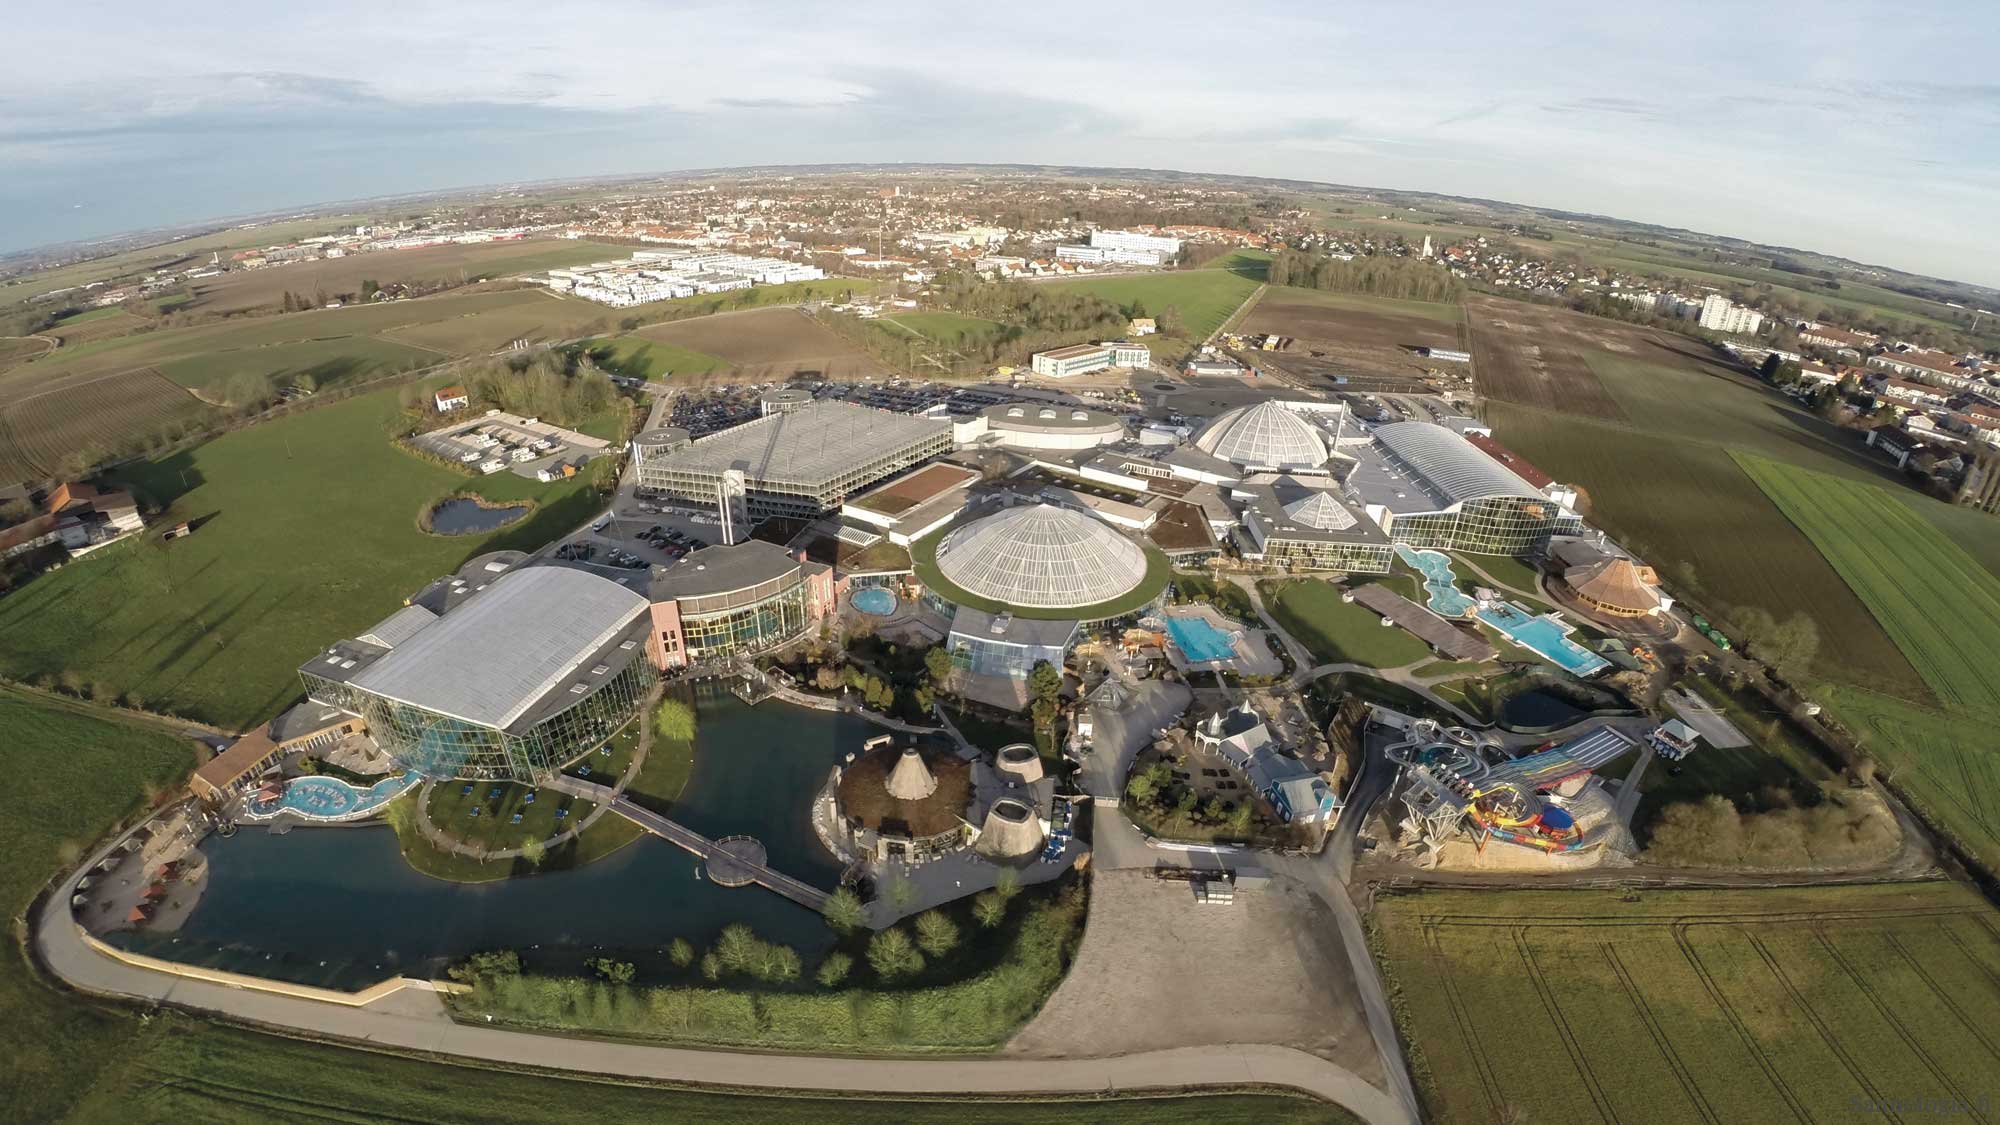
1475, 603, 1610, 677
1167, 616, 1239, 663
1394, 546, 1476, 618
246, 773, 421, 823
851, 587, 898, 616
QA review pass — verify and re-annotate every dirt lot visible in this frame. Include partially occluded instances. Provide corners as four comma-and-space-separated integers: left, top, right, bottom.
1240, 289, 1465, 389
1466, 294, 1742, 420
636, 307, 878, 380
1006, 868, 1382, 1077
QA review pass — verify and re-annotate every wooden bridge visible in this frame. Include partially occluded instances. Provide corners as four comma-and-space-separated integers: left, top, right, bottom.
545, 775, 830, 911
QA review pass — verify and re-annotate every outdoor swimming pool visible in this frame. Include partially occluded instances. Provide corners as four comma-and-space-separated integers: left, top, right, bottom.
1395, 546, 1477, 618
1167, 615, 1239, 663
244, 773, 422, 823
851, 587, 898, 616
1476, 603, 1611, 677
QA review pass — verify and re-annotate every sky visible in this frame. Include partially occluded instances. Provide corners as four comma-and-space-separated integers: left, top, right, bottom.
4, 1, 1998, 286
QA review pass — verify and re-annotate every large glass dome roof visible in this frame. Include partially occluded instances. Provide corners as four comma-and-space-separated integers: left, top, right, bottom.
935, 503, 1149, 609
1192, 401, 1329, 469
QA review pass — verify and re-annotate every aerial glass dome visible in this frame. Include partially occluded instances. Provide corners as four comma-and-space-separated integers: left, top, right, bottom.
935, 503, 1149, 609
1281, 490, 1359, 531
1192, 401, 1329, 470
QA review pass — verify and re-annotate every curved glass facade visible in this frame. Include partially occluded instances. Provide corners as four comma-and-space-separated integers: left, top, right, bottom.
1385, 496, 1561, 556
677, 583, 808, 664
302, 644, 657, 781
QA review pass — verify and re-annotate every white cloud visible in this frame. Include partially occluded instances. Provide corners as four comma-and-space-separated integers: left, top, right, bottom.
2, 0, 1997, 282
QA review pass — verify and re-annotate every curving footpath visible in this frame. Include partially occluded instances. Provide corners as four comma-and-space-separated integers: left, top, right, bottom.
32, 830, 1409, 1125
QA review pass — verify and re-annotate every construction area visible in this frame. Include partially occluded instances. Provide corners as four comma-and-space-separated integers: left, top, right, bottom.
410, 410, 613, 479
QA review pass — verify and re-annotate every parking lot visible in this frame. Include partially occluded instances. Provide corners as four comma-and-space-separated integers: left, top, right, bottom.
547, 486, 723, 576
411, 410, 614, 481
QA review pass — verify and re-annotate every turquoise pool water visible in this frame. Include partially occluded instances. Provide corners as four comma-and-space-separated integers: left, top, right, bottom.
246, 773, 421, 822
1475, 603, 1610, 676
851, 587, 898, 616
1394, 546, 1476, 618
1168, 616, 1239, 663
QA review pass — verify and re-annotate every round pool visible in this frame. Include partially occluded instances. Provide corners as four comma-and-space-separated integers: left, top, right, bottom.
851, 587, 898, 616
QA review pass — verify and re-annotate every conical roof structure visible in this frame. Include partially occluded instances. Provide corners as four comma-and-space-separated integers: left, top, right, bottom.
1280, 488, 1359, 531
1565, 557, 1663, 617
975, 797, 1044, 860
885, 746, 939, 800
996, 743, 1045, 785
935, 503, 1148, 609
1192, 401, 1329, 470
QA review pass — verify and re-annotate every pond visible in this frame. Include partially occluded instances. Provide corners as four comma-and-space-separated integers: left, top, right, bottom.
1498, 689, 1589, 732
427, 497, 528, 535
116, 690, 890, 988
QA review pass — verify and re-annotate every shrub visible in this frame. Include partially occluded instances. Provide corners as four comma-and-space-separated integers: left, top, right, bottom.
915, 910, 959, 958
822, 886, 865, 934
867, 927, 925, 980
816, 951, 853, 987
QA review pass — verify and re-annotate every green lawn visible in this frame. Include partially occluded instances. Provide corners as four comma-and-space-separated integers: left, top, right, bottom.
581, 334, 728, 380
884, 311, 1006, 346
1372, 882, 2000, 1125
0, 689, 199, 1121
72, 1023, 1344, 1124
1264, 579, 1433, 668
1409, 659, 1489, 679
1046, 268, 1261, 342
1168, 570, 1257, 623
155, 334, 440, 393
0, 390, 609, 729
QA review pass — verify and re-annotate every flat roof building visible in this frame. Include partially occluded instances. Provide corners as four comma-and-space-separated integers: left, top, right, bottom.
301, 566, 657, 781
632, 400, 952, 521
957, 402, 1127, 451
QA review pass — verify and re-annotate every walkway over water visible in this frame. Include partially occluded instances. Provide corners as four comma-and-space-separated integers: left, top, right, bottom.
546, 775, 830, 911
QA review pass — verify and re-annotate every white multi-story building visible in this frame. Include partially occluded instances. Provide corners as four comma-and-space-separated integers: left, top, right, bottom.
1090, 229, 1182, 256
1698, 294, 1764, 335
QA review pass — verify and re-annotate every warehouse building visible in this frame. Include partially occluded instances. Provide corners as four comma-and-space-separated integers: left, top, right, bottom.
632, 401, 952, 521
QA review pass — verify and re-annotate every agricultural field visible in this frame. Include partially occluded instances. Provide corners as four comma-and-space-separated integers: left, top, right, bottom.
634, 307, 878, 381
1241, 287, 1464, 385
155, 335, 440, 396
1819, 686, 2000, 871
375, 290, 613, 353
0, 336, 56, 371
0, 389, 608, 728
1046, 266, 1261, 344
48, 306, 150, 347
1373, 882, 2000, 1125
0, 368, 218, 478
0, 214, 372, 313
1739, 455, 2000, 713
1485, 405, 1928, 697
181, 239, 634, 315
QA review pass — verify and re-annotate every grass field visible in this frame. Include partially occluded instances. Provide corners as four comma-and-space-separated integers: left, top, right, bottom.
580, 334, 728, 380
1046, 267, 1261, 343
1263, 579, 1433, 669
49, 307, 149, 347
1738, 454, 2000, 713
633, 306, 878, 380
884, 310, 1007, 345
183, 239, 634, 315
69, 1022, 1344, 1124
0, 688, 199, 1121
0, 368, 218, 478
155, 334, 441, 395
1372, 882, 2000, 1125
0, 390, 607, 728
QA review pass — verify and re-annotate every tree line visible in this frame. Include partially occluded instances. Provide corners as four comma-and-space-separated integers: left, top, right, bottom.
1265, 249, 1465, 303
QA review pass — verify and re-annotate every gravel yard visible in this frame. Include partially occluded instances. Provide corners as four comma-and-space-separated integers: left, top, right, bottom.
1006, 869, 1381, 1082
